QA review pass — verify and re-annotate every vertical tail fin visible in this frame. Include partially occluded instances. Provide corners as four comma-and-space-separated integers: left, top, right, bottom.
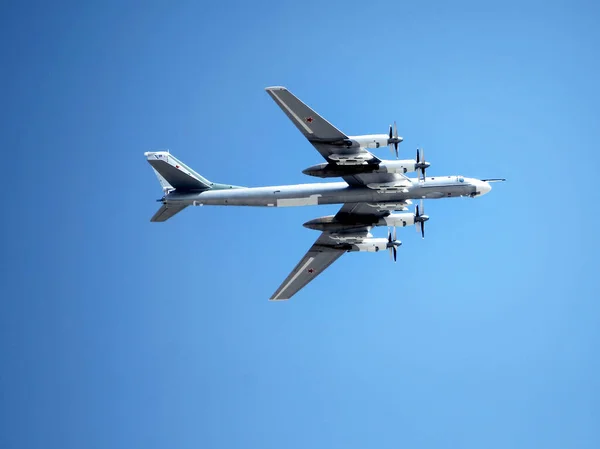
152, 167, 174, 194
145, 151, 213, 191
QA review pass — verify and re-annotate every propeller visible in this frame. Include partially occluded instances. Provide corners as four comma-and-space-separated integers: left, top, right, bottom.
387, 121, 403, 158
414, 200, 429, 239
386, 227, 402, 262
415, 147, 430, 181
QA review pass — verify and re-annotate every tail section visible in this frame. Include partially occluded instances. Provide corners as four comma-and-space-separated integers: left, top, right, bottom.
146, 151, 213, 191
146, 151, 245, 222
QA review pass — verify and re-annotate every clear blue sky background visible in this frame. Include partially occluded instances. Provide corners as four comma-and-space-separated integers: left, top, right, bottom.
1, 1, 599, 448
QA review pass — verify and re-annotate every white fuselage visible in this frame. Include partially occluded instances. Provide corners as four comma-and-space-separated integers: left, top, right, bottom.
166, 176, 492, 208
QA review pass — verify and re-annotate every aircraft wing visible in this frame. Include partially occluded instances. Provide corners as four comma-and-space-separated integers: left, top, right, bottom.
271, 198, 417, 300
270, 230, 366, 301
265, 86, 381, 165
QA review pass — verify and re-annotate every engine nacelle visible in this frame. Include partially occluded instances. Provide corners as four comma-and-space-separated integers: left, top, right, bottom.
382, 212, 416, 228
301, 160, 417, 179
351, 238, 390, 253
347, 134, 389, 149
380, 159, 417, 174
302, 163, 377, 178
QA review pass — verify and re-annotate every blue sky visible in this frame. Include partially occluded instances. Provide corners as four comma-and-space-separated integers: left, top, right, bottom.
1, 1, 599, 448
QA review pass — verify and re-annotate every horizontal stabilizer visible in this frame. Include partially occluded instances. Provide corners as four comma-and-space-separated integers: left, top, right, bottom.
145, 152, 212, 191
151, 204, 188, 222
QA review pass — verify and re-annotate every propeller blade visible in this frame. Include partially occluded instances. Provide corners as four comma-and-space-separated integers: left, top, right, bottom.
386, 123, 401, 158
416, 200, 426, 238
393, 246, 397, 262
414, 147, 430, 181
393, 226, 397, 241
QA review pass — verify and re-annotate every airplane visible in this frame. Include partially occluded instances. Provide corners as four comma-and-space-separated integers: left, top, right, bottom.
145, 86, 504, 300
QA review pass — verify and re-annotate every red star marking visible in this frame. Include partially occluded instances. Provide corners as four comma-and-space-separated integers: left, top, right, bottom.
305, 116, 314, 123
307, 268, 315, 274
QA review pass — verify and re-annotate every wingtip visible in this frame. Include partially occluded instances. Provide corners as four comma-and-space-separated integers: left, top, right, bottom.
265, 86, 287, 91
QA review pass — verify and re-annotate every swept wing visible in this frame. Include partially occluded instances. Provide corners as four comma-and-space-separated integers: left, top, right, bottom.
265, 86, 381, 166
265, 87, 413, 188
270, 231, 366, 301
270, 200, 407, 300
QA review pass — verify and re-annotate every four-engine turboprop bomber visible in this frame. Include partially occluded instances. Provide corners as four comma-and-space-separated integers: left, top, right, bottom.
145, 86, 504, 300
